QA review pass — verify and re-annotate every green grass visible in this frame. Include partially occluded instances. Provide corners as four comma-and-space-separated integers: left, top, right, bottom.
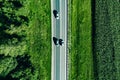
26, 0, 51, 79
92, 0, 120, 80
68, 0, 94, 80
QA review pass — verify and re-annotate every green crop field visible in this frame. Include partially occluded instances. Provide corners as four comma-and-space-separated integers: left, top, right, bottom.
92, 0, 120, 80
0, 0, 51, 80
68, 0, 94, 80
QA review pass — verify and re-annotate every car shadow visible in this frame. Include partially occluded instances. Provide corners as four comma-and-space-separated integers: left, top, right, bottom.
53, 10, 57, 18
53, 37, 58, 45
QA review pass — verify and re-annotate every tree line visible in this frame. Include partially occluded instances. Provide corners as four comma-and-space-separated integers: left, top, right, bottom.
0, 0, 35, 79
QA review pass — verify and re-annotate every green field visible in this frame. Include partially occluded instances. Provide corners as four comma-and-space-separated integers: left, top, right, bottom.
68, 0, 94, 80
0, 0, 51, 79
92, 0, 120, 80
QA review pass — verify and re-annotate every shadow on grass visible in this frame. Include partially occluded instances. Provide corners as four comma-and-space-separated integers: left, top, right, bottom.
0, 31, 24, 45
0, 76, 17, 80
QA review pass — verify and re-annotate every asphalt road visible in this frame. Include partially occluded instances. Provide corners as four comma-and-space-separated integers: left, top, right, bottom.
51, 0, 67, 80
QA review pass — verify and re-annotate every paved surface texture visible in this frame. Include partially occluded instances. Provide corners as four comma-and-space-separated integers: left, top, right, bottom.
51, 0, 67, 80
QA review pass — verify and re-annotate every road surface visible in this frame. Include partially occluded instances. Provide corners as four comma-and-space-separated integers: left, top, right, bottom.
51, 0, 67, 80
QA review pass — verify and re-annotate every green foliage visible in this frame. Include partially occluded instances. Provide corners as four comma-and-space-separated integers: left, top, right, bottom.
0, 55, 17, 77
0, 0, 51, 79
26, 0, 51, 80
11, 69, 33, 80
0, 0, 35, 80
0, 0, 29, 56
92, 0, 120, 80
0, 41, 28, 57
0, 0, 51, 80
8, 54, 34, 80
69, 0, 94, 80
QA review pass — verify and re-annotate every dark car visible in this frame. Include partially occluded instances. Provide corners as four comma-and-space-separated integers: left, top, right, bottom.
59, 39, 64, 46
53, 10, 59, 19
53, 37, 59, 46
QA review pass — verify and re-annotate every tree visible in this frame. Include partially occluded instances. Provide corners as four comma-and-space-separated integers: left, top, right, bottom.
0, 54, 17, 78
7, 54, 34, 80
0, 0, 29, 56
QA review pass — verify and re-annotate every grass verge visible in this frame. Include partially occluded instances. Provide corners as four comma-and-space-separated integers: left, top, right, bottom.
26, 0, 51, 79
68, 0, 94, 80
